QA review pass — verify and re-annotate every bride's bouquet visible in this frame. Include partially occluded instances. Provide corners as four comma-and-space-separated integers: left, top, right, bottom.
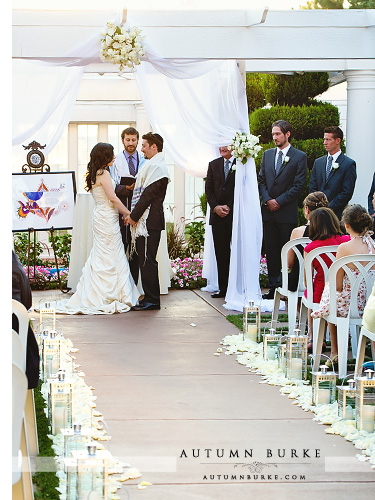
229, 132, 262, 165
100, 21, 146, 73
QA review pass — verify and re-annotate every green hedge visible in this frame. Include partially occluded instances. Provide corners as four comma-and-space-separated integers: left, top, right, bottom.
250, 102, 340, 143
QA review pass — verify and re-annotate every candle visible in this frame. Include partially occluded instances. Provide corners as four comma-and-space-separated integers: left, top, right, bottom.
267, 346, 276, 360
53, 407, 65, 434
246, 325, 258, 342
361, 404, 375, 433
290, 358, 302, 379
343, 405, 354, 420
317, 388, 331, 405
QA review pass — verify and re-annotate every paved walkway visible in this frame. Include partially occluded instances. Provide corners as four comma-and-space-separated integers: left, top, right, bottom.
32, 289, 374, 500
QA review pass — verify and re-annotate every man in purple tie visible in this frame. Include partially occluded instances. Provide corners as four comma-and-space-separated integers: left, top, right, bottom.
309, 126, 356, 220
111, 127, 146, 281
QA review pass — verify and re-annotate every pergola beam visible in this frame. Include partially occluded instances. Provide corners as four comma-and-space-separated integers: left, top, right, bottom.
12, 9, 375, 71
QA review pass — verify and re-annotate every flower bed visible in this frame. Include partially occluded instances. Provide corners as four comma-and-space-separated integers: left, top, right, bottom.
24, 266, 68, 290
170, 258, 206, 289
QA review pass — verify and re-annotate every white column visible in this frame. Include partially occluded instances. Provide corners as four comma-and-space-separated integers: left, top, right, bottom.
97, 123, 108, 143
135, 103, 151, 139
68, 123, 78, 175
174, 165, 185, 229
344, 70, 375, 205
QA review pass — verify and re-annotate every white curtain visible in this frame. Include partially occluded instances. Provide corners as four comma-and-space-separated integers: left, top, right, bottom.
12, 10, 262, 310
134, 53, 262, 310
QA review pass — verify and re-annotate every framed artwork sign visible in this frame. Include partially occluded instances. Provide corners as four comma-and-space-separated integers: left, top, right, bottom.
12, 171, 76, 232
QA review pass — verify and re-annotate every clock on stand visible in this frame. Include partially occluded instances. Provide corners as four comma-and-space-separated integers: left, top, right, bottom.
20, 141, 68, 292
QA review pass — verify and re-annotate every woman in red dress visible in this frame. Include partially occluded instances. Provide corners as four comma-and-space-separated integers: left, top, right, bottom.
303, 208, 350, 349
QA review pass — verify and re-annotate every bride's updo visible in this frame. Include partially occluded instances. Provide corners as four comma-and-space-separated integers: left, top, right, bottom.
341, 204, 373, 235
85, 142, 114, 191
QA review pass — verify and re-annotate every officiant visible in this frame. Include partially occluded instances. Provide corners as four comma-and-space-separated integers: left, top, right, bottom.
110, 127, 146, 282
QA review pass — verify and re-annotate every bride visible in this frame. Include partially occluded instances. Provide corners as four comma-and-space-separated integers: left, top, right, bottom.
55, 142, 140, 314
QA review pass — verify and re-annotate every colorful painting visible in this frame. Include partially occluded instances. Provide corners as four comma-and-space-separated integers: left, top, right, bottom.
12, 172, 76, 231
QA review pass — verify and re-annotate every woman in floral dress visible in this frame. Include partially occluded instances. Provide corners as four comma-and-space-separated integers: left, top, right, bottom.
312, 204, 375, 366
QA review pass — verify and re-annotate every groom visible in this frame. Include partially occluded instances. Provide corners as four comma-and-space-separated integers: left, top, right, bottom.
124, 132, 170, 311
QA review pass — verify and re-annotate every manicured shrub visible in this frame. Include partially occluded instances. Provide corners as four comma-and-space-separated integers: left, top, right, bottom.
250, 102, 340, 143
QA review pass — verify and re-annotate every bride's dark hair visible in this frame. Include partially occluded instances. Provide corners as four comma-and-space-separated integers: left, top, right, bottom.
85, 142, 114, 191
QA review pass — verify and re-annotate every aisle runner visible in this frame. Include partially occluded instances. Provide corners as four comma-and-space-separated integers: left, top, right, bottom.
40, 335, 151, 499
217, 334, 375, 468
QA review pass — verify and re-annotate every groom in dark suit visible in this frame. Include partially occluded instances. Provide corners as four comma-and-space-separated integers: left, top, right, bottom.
258, 120, 307, 299
205, 146, 236, 299
309, 126, 356, 220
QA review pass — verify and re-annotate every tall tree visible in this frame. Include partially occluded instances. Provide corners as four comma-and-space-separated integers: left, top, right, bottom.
300, 0, 344, 8
348, 0, 375, 7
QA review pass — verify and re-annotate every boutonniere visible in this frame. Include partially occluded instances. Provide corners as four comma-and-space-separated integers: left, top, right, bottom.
230, 164, 236, 173
332, 162, 339, 170
284, 156, 290, 164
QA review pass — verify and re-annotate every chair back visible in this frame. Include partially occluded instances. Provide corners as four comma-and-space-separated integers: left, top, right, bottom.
327, 254, 375, 321
12, 330, 24, 370
279, 237, 311, 294
12, 362, 28, 485
303, 245, 339, 308
12, 299, 29, 369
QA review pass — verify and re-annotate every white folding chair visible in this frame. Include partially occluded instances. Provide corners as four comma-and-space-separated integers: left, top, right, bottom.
271, 237, 310, 332
12, 362, 33, 499
12, 300, 39, 457
313, 254, 375, 378
299, 245, 339, 354
354, 325, 375, 378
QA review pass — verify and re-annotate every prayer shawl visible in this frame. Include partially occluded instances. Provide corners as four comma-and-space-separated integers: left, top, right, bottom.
130, 152, 170, 247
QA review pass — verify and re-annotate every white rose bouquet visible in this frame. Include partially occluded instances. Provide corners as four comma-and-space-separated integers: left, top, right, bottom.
229, 132, 262, 165
100, 22, 146, 73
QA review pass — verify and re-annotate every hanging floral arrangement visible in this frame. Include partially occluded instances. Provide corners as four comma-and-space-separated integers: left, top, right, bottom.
229, 132, 262, 165
100, 21, 146, 73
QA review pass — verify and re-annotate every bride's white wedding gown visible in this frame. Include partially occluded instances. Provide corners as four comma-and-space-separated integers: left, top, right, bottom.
55, 181, 140, 314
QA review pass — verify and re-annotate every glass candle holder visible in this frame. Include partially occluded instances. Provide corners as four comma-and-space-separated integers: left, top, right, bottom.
285, 329, 308, 381
356, 369, 375, 433
338, 379, 356, 420
312, 364, 337, 405
243, 300, 261, 342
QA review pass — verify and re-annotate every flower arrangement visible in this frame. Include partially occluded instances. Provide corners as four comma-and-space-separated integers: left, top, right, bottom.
229, 132, 262, 165
259, 256, 268, 289
170, 258, 206, 289
100, 21, 145, 73
24, 266, 68, 290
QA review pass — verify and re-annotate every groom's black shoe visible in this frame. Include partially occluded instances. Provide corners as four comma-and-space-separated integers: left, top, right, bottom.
131, 302, 161, 311
262, 289, 275, 300
211, 292, 226, 298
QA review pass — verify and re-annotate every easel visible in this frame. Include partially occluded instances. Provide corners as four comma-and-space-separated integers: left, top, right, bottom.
19, 141, 70, 293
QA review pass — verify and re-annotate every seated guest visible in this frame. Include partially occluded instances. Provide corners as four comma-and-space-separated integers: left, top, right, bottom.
12, 250, 39, 389
303, 208, 350, 348
368, 172, 375, 239
312, 204, 375, 366
287, 191, 329, 292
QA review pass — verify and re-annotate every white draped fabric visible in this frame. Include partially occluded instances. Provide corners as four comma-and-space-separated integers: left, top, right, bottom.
12, 10, 262, 311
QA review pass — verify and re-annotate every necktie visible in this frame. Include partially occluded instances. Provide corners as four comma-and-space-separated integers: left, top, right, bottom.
275, 150, 283, 175
224, 159, 231, 180
326, 155, 333, 181
128, 155, 136, 177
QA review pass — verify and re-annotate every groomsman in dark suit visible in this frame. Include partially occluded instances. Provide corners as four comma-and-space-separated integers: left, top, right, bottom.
309, 126, 356, 220
205, 146, 236, 299
258, 120, 307, 299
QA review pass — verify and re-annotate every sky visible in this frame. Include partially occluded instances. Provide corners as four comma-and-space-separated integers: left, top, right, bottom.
12, 0, 304, 11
